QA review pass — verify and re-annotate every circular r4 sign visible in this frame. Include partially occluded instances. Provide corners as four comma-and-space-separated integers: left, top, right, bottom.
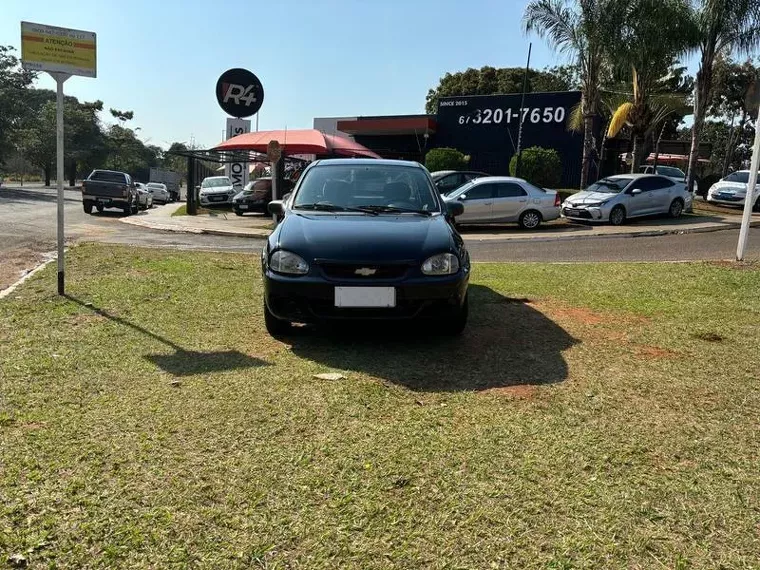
216, 68, 264, 118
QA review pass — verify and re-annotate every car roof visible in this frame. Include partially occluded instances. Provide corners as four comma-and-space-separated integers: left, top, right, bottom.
604, 173, 650, 180
311, 158, 424, 169
204, 176, 230, 180
470, 176, 529, 184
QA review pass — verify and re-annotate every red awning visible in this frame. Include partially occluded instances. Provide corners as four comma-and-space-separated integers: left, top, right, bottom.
213, 129, 381, 158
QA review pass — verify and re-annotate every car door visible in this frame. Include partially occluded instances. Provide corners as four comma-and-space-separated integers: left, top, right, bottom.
492, 182, 529, 222
625, 177, 658, 216
647, 177, 677, 214
456, 183, 495, 223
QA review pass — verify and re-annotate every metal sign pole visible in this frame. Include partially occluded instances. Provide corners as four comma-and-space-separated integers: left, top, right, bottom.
514, 43, 532, 179
52, 72, 70, 295
736, 105, 760, 261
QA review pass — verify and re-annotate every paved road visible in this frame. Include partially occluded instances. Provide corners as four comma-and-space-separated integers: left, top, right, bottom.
1, 185, 758, 287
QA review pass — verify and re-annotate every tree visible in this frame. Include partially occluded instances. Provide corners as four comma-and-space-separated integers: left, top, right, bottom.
509, 146, 562, 187
424, 65, 575, 114
0, 46, 35, 166
109, 108, 134, 124
685, 0, 760, 194
707, 55, 759, 175
606, 0, 694, 171
523, 0, 616, 188
425, 148, 469, 172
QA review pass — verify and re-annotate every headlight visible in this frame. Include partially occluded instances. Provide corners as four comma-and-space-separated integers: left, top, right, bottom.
269, 250, 309, 275
421, 253, 459, 276
585, 202, 607, 207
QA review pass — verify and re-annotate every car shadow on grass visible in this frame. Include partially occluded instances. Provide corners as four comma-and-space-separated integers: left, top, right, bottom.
65, 295, 269, 376
287, 285, 578, 392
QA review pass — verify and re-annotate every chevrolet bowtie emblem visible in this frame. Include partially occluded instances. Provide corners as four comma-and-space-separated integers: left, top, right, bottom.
355, 267, 377, 276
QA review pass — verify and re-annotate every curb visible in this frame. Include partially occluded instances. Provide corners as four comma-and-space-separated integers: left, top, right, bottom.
120, 216, 271, 238
0, 254, 57, 299
120, 213, 759, 243
460, 219, 760, 243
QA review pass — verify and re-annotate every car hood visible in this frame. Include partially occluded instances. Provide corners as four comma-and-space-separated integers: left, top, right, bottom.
565, 191, 618, 205
710, 181, 747, 194
200, 186, 235, 194
272, 213, 455, 262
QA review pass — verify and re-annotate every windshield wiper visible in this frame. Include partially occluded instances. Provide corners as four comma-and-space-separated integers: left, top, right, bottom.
295, 203, 379, 215
354, 205, 433, 216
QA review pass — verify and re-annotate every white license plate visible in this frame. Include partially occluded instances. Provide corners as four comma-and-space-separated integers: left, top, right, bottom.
335, 287, 396, 308
238, 204, 248, 209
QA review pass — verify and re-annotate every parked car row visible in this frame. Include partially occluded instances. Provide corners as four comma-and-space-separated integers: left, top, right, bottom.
82, 169, 175, 215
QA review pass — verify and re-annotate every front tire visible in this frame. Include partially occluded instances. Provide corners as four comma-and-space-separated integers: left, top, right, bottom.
519, 210, 542, 230
609, 205, 626, 226
264, 301, 291, 337
83, 201, 93, 214
668, 199, 684, 218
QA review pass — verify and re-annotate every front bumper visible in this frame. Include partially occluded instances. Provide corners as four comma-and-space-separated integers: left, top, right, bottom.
561, 205, 608, 222
234, 199, 268, 212
263, 269, 469, 323
200, 193, 235, 206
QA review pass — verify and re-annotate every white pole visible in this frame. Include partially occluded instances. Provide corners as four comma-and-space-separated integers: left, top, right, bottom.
54, 73, 70, 295
736, 105, 760, 261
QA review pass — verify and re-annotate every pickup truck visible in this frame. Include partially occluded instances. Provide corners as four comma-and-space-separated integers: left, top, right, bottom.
82, 169, 139, 215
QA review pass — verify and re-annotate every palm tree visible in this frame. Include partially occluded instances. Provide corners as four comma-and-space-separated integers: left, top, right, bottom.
606, 0, 694, 171
523, 0, 614, 188
685, 0, 760, 194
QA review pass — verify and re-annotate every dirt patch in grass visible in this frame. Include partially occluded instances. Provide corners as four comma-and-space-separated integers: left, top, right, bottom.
0, 246, 52, 291
709, 260, 759, 271
634, 344, 681, 359
481, 384, 539, 399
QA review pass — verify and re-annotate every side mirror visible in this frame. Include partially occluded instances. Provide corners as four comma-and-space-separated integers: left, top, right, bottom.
447, 202, 465, 217
195, 185, 201, 191
268, 200, 285, 216
631, 188, 642, 195
458, 194, 467, 201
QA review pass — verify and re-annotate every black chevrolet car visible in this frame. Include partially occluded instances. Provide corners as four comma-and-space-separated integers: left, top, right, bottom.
262, 159, 469, 336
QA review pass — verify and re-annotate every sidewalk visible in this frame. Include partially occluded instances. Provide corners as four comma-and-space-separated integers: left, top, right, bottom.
122, 203, 760, 242
120, 203, 273, 237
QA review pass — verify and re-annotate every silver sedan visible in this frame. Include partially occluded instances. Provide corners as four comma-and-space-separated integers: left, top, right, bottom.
562, 174, 692, 226
442, 176, 560, 229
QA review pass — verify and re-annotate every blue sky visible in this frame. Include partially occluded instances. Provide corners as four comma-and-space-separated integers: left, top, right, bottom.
2, 0, 687, 149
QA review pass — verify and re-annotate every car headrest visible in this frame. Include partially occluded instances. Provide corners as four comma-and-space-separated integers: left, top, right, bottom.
384, 182, 411, 202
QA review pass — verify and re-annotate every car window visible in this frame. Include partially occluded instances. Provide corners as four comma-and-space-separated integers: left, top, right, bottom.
294, 164, 440, 212
496, 183, 527, 198
89, 171, 127, 184
435, 173, 463, 192
634, 177, 673, 191
461, 184, 494, 200
463, 172, 484, 182
201, 177, 232, 188
724, 171, 750, 183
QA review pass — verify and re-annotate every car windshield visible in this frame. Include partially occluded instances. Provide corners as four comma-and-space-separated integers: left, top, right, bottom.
90, 171, 126, 184
293, 164, 441, 213
443, 180, 475, 197
656, 166, 685, 178
585, 177, 633, 194
724, 171, 750, 183
201, 177, 231, 188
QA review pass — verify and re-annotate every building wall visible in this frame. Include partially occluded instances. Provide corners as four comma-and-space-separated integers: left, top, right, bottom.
435, 92, 585, 188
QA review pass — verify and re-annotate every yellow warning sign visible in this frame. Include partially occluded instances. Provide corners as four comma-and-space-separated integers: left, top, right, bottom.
21, 21, 96, 78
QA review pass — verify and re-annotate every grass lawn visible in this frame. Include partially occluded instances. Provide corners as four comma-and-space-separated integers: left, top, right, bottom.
1, 245, 759, 569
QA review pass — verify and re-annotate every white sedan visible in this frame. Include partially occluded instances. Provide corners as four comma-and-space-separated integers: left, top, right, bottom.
706, 171, 760, 211
146, 182, 171, 204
